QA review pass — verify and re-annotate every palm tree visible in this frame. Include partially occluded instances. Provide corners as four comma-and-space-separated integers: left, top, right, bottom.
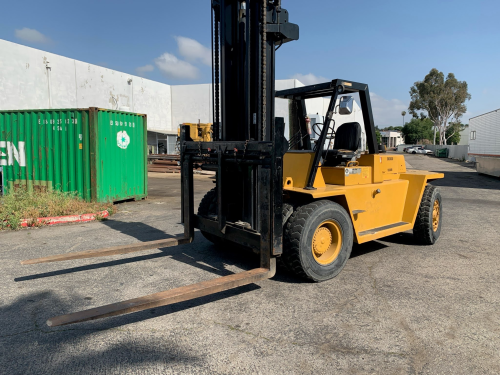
401, 111, 406, 126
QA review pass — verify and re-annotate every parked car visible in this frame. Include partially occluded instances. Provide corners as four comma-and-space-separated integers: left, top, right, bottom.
405, 146, 418, 153
411, 147, 433, 154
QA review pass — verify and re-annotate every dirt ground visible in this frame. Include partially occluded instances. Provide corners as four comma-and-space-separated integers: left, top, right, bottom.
1, 155, 500, 374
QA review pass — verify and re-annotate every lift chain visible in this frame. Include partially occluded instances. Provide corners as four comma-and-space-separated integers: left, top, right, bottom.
242, 139, 249, 159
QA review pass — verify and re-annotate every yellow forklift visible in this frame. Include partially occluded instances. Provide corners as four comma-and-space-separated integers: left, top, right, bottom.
175, 122, 213, 154
177, 122, 213, 143
21, 0, 443, 326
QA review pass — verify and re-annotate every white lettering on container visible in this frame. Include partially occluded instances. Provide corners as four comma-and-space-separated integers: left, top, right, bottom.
0, 141, 26, 167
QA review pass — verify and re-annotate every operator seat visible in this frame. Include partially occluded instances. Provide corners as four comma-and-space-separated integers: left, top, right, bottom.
322, 122, 362, 166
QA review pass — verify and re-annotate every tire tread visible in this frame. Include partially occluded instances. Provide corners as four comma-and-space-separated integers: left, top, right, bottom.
283, 200, 334, 281
414, 184, 440, 245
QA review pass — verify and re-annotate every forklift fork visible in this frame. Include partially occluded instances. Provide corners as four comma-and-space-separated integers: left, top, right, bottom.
21, 235, 276, 327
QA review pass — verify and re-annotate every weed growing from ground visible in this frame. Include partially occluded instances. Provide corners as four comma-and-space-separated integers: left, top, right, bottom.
0, 189, 114, 230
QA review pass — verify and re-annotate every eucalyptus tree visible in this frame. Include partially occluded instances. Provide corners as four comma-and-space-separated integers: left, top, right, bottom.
409, 69, 471, 145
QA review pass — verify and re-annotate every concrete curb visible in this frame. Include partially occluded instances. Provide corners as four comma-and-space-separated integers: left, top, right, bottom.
20, 210, 110, 228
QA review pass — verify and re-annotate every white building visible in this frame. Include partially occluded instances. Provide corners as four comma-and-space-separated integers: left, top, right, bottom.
381, 131, 404, 148
469, 109, 500, 177
0, 39, 367, 153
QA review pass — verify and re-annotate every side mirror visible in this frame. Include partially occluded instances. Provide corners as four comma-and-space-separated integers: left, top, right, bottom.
339, 96, 354, 115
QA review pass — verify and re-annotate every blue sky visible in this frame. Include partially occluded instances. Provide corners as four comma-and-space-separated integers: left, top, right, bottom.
1, 0, 499, 126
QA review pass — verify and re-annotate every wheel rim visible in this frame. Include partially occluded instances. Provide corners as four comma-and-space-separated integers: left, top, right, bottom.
312, 220, 342, 265
432, 199, 440, 232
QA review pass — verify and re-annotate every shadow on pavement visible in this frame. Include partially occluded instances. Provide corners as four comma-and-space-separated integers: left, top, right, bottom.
14, 251, 168, 282
15, 220, 257, 281
350, 241, 388, 258
377, 232, 423, 246
429, 157, 477, 169
101, 220, 179, 242
13, 216, 397, 335
428, 171, 500, 190
14, 220, 265, 332
0, 290, 218, 374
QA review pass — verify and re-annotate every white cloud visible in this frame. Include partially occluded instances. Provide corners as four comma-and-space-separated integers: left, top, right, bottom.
135, 64, 154, 77
369, 92, 409, 127
154, 53, 199, 80
15, 28, 51, 43
290, 73, 328, 86
175, 36, 212, 66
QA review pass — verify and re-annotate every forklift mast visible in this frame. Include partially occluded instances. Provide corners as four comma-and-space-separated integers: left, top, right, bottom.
180, 0, 299, 263
212, 0, 298, 142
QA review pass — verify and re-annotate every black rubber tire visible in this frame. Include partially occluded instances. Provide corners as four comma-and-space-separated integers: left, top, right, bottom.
412, 151, 417, 154
197, 188, 226, 246
413, 184, 442, 245
198, 190, 295, 247
283, 200, 353, 282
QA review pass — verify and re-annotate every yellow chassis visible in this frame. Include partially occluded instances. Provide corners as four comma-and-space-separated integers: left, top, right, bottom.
283, 153, 444, 244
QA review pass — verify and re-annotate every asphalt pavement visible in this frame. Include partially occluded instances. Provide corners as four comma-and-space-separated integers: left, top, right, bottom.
1, 156, 500, 374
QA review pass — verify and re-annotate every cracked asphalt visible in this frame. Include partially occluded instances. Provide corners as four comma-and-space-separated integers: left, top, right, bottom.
1, 155, 500, 374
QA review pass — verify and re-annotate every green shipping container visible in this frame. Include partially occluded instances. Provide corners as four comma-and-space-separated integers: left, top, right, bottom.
0, 108, 147, 202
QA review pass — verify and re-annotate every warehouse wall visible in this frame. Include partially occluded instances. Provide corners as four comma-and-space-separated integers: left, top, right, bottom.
169, 80, 305, 133
469, 109, 500, 156
171, 84, 213, 128
0, 39, 173, 133
0, 39, 366, 147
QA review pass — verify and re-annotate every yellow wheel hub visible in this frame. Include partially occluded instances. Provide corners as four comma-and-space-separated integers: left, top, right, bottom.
312, 220, 342, 265
432, 199, 440, 232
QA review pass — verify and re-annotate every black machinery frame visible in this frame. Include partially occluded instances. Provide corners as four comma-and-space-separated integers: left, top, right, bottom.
276, 79, 380, 189
181, 0, 300, 263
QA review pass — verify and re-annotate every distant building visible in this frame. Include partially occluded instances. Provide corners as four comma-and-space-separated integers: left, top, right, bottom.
381, 131, 404, 148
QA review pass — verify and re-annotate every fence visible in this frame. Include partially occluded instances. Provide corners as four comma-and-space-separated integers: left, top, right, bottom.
424, 145, 470, 160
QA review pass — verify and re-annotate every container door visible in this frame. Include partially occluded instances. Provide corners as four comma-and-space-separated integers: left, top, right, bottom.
94, 110, 147, 202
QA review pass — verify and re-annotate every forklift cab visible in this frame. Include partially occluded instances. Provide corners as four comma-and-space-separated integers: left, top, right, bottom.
321, 121, 362, 167
277, 79, 379, 189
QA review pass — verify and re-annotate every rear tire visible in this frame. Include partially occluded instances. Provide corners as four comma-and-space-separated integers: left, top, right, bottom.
283, 200, 353, 282
413, 184, 442, 245
197, 188, 226, 246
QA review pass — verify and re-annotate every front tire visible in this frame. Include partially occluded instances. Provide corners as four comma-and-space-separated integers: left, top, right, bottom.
413, 185, 442, 244
283, 200, 353, 282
